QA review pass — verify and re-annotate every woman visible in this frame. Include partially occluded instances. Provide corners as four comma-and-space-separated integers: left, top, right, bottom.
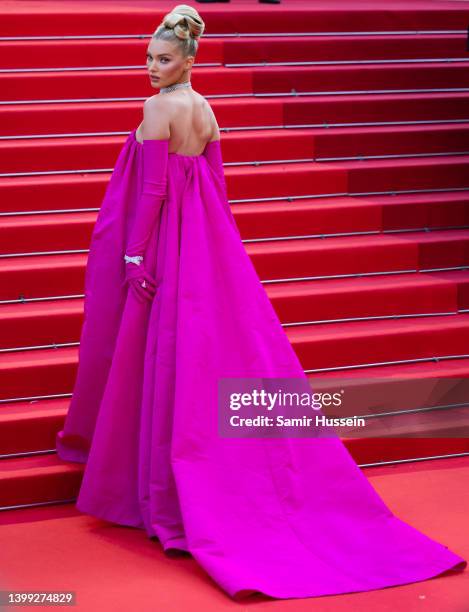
56, 4, 466, 601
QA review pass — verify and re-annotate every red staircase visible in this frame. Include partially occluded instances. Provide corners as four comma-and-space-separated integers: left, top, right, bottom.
1, 1, 469, 510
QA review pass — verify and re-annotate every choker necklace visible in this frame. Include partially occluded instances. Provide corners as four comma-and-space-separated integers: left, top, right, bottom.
159, 81, 192, 94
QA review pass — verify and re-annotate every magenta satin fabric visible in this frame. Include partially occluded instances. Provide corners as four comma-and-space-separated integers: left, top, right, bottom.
56, 128, 466, 599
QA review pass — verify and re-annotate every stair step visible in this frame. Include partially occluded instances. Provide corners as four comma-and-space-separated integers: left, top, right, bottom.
0, 398, 68, 455
268, 269, 469, 324
344, 438, 469, 466
313, 354, 469, 379
0, 253, 86, 301
1, 395, 469, 459
2, 35, 467, 71
2, 92, 469, 138
1, 4, 466, 37
235, 193, 469, 239
1, 435, 468, 510
248, 229, 469, 281
1, 229, 469, 300
0, 453, 82, 508
3, 63, 469, 103
0, 37, 222, 70
2, 123, 469, 174
2, 314, 469, 400
292, 313, 469, 371
0, 346, 77, 401
224, 34, 469, 64
0, 211, 95, 254
0, 299, 83, 349
1, 270, 469, 349
1, 155, 469, 215
3, 193, 469, 254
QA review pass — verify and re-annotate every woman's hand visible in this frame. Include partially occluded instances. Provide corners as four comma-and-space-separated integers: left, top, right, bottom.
124, 261, 157, 303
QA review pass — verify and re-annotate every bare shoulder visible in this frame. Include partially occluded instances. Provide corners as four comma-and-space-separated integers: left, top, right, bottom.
202, 96, 220, 142
141, 95, 171, 139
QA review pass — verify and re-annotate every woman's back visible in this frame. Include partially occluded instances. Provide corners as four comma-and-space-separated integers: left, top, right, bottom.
135, 89, 219, 156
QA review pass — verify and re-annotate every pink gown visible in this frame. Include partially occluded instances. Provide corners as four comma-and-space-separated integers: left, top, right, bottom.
56, 127, 466, 599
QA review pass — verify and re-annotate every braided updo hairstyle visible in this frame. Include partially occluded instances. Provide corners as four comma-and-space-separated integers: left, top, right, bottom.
153, 5, 205, 58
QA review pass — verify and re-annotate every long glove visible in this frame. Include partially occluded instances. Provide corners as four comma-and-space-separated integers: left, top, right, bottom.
203, 140, 240, 236
124, 138, 169, 303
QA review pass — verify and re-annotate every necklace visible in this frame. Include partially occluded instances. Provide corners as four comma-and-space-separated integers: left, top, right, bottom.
159, 81, 192, 94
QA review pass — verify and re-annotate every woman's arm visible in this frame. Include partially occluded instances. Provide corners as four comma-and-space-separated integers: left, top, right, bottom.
124, 97, 170, 301
203, 106, 240, 236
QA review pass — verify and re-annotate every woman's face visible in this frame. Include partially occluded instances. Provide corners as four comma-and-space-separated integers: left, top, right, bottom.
146, 38, 194, 89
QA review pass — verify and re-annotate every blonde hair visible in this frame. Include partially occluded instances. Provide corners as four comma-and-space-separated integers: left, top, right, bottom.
153, 5, 205, 58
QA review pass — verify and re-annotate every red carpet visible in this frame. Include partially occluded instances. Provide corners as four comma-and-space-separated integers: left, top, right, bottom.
1, 456, 468, 610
